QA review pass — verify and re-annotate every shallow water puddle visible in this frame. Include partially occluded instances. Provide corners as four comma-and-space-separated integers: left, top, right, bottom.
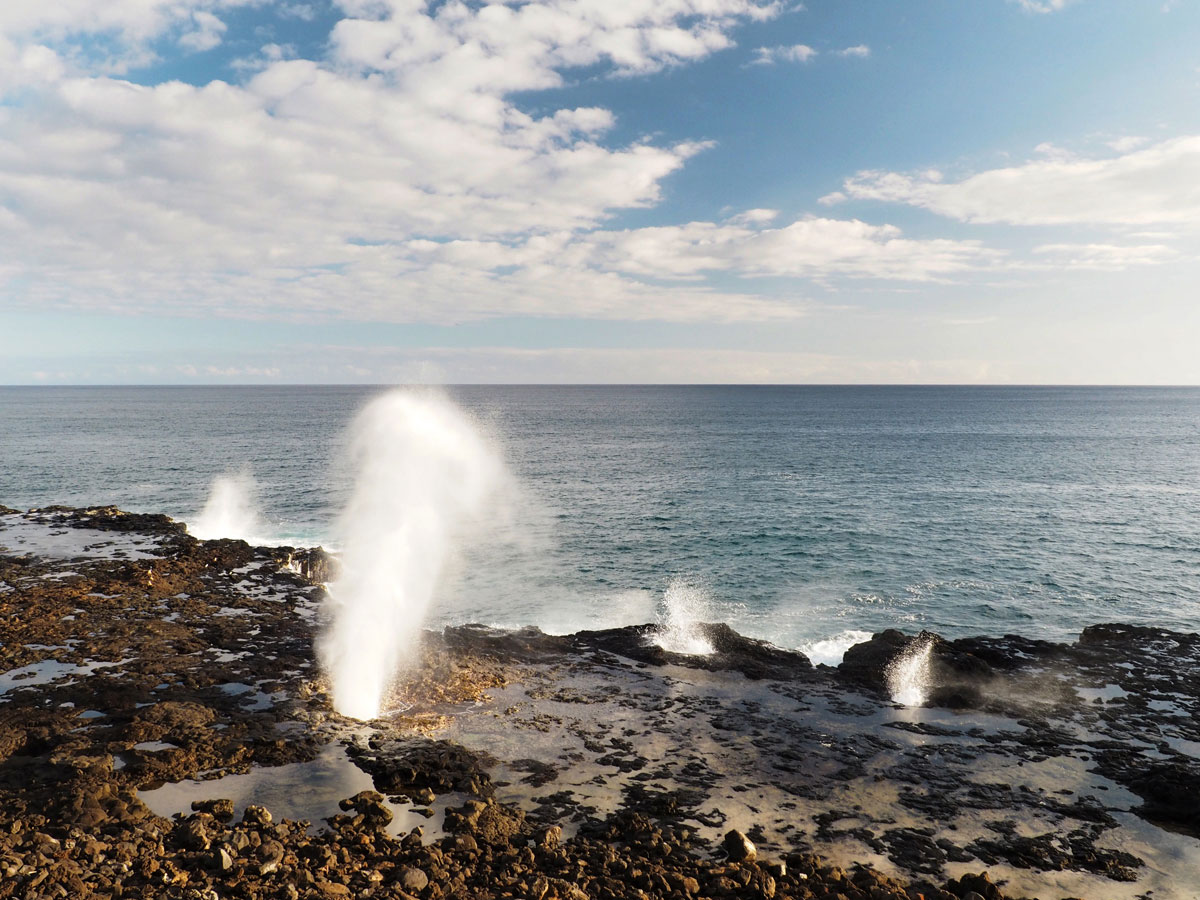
139, 742, 440, 837
0, 658, 123, 697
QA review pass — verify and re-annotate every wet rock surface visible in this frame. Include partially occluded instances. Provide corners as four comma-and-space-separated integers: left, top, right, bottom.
3, 506, 1200, 899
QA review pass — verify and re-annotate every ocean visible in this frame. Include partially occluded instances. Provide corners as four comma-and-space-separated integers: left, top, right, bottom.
2, 385, 1198, 653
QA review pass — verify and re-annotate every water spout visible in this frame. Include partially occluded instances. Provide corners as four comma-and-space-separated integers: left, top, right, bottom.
887, 635, 934, 707
317, 389, 510, 720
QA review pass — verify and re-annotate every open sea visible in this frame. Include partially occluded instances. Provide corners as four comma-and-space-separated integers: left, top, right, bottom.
2, 385, 1198, 654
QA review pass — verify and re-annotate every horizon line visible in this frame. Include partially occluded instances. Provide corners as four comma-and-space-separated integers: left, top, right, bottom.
3, 383, 1199, 389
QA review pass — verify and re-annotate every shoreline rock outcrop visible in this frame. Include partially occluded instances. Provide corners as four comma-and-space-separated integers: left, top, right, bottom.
3, 506, 1199, 899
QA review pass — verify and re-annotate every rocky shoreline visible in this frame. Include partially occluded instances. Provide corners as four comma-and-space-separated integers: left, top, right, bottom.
1, 506, 1198, 899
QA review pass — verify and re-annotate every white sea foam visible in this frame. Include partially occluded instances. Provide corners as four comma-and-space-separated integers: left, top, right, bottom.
189, 472, 263, 542
318, 389, 511, 720
886, 635, 934, 706
653, 578, 715, 655
800, 629, 874, 667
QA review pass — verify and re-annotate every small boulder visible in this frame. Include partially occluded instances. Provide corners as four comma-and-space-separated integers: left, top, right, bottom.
399, 866, 429, 892
176, 819, 210, 852
536, 825, 562, 850
723, 829, 757, 863
242, 805, 273, 827
339, 791, 394, 828
192, 798, 235, 821
258, 840, 285, 875
209, 846, 234, 872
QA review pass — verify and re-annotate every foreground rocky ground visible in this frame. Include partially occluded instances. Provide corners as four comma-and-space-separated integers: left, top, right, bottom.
1, 506, 1197, 899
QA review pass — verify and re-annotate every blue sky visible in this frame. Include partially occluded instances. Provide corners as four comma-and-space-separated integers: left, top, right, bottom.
1, 0, 1198, 383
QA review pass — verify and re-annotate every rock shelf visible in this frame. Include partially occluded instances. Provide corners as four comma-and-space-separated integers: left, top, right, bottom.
2, 506, 1198, 899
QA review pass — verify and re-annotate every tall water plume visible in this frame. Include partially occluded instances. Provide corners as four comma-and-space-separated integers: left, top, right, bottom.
318, 389, 510, 720
189, 471, 262, 542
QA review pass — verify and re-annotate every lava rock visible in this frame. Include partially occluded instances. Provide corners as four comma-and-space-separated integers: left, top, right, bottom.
723, 829, 757, 863
399, 866, 429, 892
242, 805, 273, 827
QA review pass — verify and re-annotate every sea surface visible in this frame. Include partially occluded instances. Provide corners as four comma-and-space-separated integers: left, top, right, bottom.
2, 385, 1198, 653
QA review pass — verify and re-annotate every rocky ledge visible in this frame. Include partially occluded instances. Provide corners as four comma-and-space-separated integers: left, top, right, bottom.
2, 506, 1198, 900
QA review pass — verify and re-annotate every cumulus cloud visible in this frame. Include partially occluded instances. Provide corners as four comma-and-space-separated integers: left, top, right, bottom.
0, 0, 1007, 325
839, 136, 1200, 226
178, 11, 227, 53
752, 44, 817, 64
0, 1, 256, 76
835, 44, 869, 58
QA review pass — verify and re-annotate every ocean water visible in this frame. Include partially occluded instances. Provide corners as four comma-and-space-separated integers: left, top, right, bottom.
2, 385, 1198, 651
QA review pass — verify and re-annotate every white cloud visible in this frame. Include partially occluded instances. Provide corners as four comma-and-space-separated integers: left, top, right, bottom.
280, 3, 319, 22
178, 11, 227, 53
0, 0, 1006, 327
1032, 141, 1076, 162
840, 136, 1200, 226
752, 44, 817, 65
331, 0, 782, 88
1106, 135, 1149, 153
1012, 0, 1075, 13
0, 2, 256, 77
1032, 242, 1179, 270
570, 217, 997, 281
835, 44, 869, 58
727, 208, 780, 225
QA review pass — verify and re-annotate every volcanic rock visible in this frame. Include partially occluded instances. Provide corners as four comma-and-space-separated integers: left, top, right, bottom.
723, 828, 757, 862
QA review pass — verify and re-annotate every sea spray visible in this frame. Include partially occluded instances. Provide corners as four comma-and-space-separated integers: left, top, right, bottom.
800, 629, 874, 667
653, 578, 715, 655
318, 389, 510, 720
189, 472, 262, 542
886, 635, 934, 706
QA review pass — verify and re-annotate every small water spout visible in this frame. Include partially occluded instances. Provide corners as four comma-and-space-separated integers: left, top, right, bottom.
886, 634, 934, 707
189, 471, 262, 542
652, 578, 715, 655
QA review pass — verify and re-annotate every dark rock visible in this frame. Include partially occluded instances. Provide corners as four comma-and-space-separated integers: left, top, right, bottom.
399, 866, 429, 892
839, 630, 911, 687
175, 818, 210, 851
191, 798, 235, 821
568, 623, 815, 681
839, 629, 994, 708
286, 547, 341, 584
347, 738, 495, 800
453, 834, 479, 854
1127, 760, 1200, 833
944, 871, 1002, 900
242, 805, 273, 827
209, 846, 234, 872
338, 790, 394, 828
723, 829, 757, 862
258, 839, 285, 874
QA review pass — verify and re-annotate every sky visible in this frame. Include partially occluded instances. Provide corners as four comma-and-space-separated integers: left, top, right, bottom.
0, 0, 1198, 384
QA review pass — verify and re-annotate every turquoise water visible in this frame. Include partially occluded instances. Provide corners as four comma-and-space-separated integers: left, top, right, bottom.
2, 385, 1198, 648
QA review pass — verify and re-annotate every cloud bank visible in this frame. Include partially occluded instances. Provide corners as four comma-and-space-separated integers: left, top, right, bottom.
0, 0, 1004, 325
